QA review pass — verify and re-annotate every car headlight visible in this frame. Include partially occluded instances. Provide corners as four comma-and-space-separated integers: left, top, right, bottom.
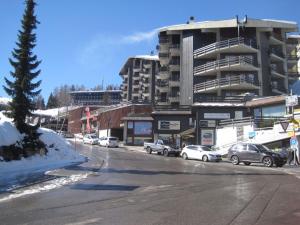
208, 154, 214, 157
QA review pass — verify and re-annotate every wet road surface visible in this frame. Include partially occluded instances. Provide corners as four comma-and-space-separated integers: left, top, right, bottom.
1, 142, 300, 225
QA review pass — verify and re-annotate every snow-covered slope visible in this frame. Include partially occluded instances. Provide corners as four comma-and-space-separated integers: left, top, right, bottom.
0, 112, 85, 184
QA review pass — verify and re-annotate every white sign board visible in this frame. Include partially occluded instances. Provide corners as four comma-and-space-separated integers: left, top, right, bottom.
158, 121, 180, 130
286, 95, 298, 107
204, 113, 230, 120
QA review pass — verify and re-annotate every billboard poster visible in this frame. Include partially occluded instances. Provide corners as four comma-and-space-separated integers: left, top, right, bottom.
134, 122, 152, 135
201, 129, 214, 146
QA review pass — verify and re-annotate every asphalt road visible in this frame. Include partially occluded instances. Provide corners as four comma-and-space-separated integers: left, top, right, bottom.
1, 142, 300, 225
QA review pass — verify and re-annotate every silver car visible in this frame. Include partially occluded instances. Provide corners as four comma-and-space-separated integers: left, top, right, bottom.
181, 145, 222, 162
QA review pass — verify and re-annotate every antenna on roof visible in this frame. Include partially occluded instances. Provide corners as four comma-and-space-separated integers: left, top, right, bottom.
236, 15, 248, 37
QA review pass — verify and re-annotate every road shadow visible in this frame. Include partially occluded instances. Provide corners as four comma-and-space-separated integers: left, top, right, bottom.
70, 184, 139, 191
100, 168, 286, 176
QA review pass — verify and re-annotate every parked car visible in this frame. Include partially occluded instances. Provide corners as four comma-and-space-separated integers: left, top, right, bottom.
144, 139, 181, 157
99, 136, 119, 148
227, 143, 287, 167
181, 145, 222, 162
83, 134, 99, 145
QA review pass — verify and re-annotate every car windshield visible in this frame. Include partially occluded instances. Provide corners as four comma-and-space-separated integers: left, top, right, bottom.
109, 137, 117, 141
91, 135, 97, 139
201, 146, 212, 151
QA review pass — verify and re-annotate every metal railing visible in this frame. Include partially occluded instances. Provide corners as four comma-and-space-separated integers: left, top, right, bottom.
193, 95, 246, 103
193, 75, 260, 93
194, 56, 257, 75
194, 37, 257, 58
269, 48, 284, 58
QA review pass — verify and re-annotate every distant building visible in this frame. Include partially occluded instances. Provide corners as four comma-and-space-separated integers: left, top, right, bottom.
69, 90, 122, 106
119, 55, 160, 103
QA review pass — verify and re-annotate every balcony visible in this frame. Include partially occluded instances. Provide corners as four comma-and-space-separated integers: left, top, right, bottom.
169, 44, 180, 56
270, 67, 286, 79
140, 72, 150, 78
269, 49, 285, 62
194, 37, 258, 59
169, 80, 180, 87
272, 87, 287, 95
133, 83, 139, 88
143, 62, 152, 69
159, 52, 170, 65
133, 66, 141, 72
269, 33, 284, 45
169, 59, 180, 71
194, 56, 259, 76
156, 82, 169, 92
193, 75, 260, 94
169, 94, 180, 103
132, 75, 140, 80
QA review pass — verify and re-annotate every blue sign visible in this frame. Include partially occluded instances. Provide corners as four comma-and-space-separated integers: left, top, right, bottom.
248, 131, 256, 139
290, 138, 298, 146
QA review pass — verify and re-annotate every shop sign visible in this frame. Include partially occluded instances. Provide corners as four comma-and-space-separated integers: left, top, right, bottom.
158, 121, 180, 130
204, 113, 230, 120
201, 129, 214, 146
199, 120, 216, 128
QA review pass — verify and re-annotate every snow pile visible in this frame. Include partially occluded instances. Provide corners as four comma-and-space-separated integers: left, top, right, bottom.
0, 112, 85, 185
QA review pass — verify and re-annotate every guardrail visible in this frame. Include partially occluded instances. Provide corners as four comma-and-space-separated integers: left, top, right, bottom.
194, 56, 257, 75
194, 37, 257, 58
193, 75, 259, 93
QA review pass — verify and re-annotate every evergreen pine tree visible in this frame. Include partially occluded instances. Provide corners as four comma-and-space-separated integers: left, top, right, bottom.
3, 0, 42, 134
46, 93, 59, 109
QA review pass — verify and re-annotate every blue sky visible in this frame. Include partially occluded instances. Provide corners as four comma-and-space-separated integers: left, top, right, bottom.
0, 0, 299, 100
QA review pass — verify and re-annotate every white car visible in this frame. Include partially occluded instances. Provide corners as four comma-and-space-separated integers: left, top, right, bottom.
99, 136, 119, 148
181, 145, 222, 162
83, 134, 99, 145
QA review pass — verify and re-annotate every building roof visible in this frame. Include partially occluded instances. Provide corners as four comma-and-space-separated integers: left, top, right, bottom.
152, 111, 192, 115
119, 55, 159, 75
245, 95, 286, 107
70, 90, 122, 94
159, 18, 298, 33
192, 102, 245, 107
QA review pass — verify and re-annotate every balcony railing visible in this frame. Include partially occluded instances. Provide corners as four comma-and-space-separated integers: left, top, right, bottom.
159, 37, 169, 44
194, 37, 257, 58
194, 75, 260, 93
269, 48, 284, 59
194, 56, 257, 76
194, 95, 246, 103
159, 53, 169, 58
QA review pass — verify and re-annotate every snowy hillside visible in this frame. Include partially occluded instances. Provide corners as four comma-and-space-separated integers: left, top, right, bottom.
0, 111, 85, 184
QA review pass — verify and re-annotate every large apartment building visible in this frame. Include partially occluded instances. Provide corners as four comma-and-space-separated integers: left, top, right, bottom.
119, 55, 160, 103
157, 17, 299, 106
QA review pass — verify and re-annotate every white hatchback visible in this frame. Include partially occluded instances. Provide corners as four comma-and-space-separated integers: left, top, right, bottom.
83, 134, 99, 145
181, 145, 222, 162
99, 136, 119, 148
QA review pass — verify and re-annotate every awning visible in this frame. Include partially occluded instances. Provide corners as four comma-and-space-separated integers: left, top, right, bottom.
180, 128, 195, 138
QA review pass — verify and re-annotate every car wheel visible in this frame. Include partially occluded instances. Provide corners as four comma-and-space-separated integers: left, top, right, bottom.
244, 162, 251, 166
146, 147, 152, 154
202, 155, 209, 162
182, 153, 188, 160
231, 155, 240, 165
263, 156, 273, 167
163, 149, 169, 157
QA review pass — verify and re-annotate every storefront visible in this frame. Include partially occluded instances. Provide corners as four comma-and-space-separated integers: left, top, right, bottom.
152, 108, 195, 147
122, 115, 154, 146
193, 102, 248, 146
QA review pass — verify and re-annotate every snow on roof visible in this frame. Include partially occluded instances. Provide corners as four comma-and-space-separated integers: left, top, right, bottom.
133, 55, 159, 60
33, 106, 79, 118
193, 102, 245, 107
159, 18, 298, 32
287, 34, 300, 39
69, 90, 121, 94
0, 97, 11, 105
